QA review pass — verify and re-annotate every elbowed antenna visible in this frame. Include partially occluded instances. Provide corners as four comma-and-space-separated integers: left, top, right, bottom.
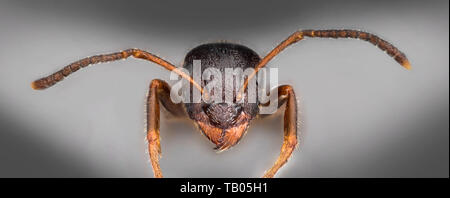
31, 48, 207, 98
238, 29, 411, 100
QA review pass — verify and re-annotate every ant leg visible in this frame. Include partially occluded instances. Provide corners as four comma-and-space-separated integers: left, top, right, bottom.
260, 85, 298, 178
146, 79, 186, 178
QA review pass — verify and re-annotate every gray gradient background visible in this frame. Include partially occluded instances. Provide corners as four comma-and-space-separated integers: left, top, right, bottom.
0, 0, 448, 177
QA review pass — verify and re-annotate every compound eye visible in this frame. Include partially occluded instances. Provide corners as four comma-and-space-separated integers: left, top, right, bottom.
202, 103, 242, 128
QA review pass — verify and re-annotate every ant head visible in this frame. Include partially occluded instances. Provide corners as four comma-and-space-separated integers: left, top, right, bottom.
182, 42, 262, 150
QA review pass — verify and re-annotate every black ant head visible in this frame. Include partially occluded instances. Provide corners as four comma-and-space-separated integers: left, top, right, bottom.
182, 42, 261, 151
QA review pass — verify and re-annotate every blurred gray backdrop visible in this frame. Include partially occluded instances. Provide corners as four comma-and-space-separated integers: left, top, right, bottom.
0, 0, 448, 177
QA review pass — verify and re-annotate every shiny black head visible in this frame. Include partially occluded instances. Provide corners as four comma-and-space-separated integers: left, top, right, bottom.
182, 43, 260, 130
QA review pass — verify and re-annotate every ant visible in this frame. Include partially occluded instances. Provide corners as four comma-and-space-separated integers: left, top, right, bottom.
32, 29, 410, 178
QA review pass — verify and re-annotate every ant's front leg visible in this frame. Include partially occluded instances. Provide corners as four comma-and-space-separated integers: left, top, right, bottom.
147, 79, 186, 178
260, 85, 298, 178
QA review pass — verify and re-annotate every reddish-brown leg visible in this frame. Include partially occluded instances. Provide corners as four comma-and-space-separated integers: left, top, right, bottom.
147, 79, 186, 178
261, 85, 298, 178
